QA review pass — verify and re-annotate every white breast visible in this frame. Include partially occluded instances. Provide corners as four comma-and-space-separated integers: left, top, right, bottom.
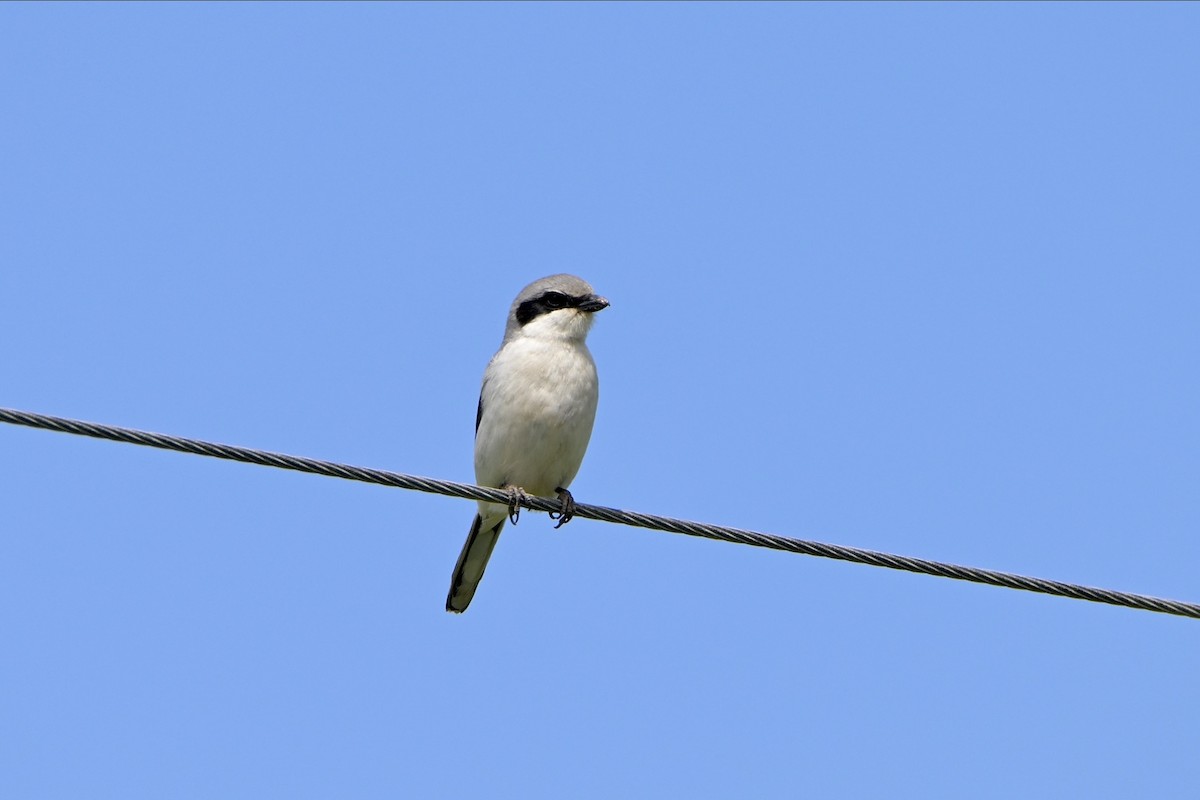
474, 336, 599, 503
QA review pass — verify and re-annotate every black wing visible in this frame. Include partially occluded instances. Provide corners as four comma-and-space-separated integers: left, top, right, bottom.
475, 385, 485, 437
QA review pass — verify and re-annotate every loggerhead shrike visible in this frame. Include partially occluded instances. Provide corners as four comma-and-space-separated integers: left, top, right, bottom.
446, 274, 609, 613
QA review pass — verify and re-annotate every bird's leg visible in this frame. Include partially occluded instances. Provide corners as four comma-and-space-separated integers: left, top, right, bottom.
503, 485, 528, 525
550, 487, 576, 529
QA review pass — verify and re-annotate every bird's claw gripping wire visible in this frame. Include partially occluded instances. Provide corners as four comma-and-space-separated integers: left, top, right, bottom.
505, 486, 529, 525
550, 487, 576, 529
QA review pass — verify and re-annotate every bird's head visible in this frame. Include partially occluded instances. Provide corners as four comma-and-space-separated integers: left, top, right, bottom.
505, 274, 609, 343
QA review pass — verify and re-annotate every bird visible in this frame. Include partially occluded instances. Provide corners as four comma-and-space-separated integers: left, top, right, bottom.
446, 274, 609, 613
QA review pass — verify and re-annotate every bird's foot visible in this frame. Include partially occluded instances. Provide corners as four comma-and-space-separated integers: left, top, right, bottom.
504, 485, 529, 525
550, 487, 576, 529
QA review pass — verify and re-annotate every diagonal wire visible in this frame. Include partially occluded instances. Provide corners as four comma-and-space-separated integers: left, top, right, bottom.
2, 405, 1197, 620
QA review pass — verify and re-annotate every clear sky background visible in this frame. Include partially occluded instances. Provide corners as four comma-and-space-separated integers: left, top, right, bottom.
2, 3, 1198, 797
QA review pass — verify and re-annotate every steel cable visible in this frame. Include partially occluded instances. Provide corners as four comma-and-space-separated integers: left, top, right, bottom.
2, 406, 1196, 619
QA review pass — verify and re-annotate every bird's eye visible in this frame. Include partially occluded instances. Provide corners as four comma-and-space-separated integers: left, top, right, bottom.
542, 292, 569, 309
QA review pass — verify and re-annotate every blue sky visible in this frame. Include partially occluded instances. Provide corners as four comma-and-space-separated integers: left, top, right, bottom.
2, 3, 1199, 797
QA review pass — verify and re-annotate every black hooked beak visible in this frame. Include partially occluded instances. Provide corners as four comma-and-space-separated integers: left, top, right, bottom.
578, 294, 610, 313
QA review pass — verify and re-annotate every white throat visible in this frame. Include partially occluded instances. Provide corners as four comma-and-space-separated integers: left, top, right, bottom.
510, 308, 595, 345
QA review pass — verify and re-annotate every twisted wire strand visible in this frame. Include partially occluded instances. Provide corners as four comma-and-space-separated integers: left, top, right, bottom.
2, 406, 1197, 620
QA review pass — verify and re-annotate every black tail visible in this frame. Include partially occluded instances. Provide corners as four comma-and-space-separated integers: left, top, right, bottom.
446, 514, 505, 613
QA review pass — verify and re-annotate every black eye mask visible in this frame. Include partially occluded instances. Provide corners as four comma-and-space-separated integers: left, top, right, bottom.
515, 291, 586, 326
